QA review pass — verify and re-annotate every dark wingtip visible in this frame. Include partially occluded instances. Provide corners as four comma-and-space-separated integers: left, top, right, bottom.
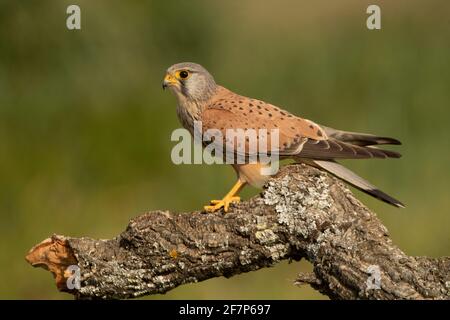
369, 147, 402, 159
367, 188, 405, 209
378, 137, 402, 146
387, 150, 402, 158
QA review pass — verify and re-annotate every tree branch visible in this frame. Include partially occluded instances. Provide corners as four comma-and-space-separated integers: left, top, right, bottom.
25, 164, 450, 299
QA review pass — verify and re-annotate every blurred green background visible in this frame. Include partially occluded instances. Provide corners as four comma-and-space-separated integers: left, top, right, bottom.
1, 0, 449, 299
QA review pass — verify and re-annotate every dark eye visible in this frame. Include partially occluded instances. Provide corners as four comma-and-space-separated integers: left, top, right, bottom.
179, 70, 189, 79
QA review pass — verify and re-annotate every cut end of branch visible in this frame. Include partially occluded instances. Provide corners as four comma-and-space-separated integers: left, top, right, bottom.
25, 235, 78, 292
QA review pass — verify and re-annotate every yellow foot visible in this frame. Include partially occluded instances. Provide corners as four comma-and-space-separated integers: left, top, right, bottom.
204, 196, 241, 213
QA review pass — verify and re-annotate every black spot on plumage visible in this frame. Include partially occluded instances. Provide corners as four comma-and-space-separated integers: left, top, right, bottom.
268, 113, 272, 117
249, 103, 254, 107
309, 125, 314, 129
317, 130, 323, 137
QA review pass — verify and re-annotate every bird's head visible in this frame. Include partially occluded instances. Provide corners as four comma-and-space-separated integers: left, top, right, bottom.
163, 62, 217, 102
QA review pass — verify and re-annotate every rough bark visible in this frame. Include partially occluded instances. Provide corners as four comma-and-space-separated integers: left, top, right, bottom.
25, 164, 450, 300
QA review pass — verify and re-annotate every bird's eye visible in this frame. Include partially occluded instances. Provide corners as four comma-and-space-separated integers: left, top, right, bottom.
179, 70, 189, 79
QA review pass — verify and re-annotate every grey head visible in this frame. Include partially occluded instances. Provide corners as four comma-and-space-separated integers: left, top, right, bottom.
163, 62, 217, 102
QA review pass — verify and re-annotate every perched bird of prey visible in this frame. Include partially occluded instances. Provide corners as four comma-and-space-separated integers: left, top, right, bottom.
163, 62, 404, 212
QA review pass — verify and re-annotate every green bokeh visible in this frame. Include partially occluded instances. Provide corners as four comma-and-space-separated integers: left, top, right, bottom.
0, 0, 449, 299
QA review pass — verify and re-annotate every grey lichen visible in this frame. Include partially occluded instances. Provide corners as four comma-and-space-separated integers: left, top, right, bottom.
267, 243, 289, 260
78, 262, 154, 298
263, 173, 333, 239
255, 229, 278, 245
239, 248, 253, 265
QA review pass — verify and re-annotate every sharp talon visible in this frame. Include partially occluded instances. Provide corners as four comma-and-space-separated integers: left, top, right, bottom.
203, 196, 241, 213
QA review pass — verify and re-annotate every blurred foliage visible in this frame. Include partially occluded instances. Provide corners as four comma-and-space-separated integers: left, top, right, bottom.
0, 0, 449, 299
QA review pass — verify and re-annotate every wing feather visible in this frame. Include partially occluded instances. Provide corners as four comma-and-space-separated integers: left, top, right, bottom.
200, 91, 401, 160
296, 138, 401, 159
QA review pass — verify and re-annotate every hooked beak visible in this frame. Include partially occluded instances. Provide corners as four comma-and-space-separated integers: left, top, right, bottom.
162, 73, 178, 90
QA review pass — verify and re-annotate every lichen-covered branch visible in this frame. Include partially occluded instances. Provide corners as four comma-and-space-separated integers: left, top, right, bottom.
25, 164, 450, 299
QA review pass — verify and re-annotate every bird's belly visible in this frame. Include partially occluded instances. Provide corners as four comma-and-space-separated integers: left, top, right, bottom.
232, 163, 272, 189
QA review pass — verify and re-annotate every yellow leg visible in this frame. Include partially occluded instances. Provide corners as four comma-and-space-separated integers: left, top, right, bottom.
204, 179, 246, 213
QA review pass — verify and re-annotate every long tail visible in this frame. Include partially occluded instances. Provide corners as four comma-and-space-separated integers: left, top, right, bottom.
311, 160, 405, 208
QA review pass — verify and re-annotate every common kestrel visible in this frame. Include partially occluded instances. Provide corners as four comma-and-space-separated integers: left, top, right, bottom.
163, 62, 404, 212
